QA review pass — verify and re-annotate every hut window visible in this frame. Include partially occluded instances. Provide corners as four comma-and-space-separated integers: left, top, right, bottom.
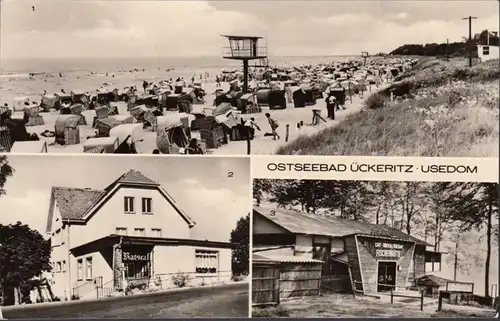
116, 227, 128, 236
134, 228, 146, 237
62, 260, 66, 272
85, 257, 93, 280
151, 228, 162, 237
77, 259, 83, 280
141, 198, 153, 214
56, 261, 62, 272
483, 46, 490, 55
195, 250, 218, 274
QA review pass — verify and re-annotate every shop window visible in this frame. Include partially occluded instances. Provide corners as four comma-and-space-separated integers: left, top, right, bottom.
124, 197, 135, 213
62, 260, 66, 272
134, 228, 145, 237
151, 228, 162, 237
116, 227, 128, 236
142, 198, 153, 214
195, 250, 218, 274
483, 46, 490, 55
77, 259, 83, 280
124, 261, 151, 279
85, 257, 93, 280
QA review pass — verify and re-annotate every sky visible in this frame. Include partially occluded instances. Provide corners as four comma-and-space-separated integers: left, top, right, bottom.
0, 155, 250, 242
1, 0, 499, 59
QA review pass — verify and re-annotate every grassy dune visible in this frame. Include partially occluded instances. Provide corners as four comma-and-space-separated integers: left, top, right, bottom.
277, 58, 499, 157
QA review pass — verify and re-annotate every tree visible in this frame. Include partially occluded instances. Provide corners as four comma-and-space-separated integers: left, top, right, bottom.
437, 182, 499, 297
230, 215, 249, 276
0, 155, 14, 196
0, 222, 52, 305
253, 179, 273, 207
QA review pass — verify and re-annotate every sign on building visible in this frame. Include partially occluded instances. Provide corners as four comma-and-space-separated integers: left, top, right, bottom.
123, 252, 149, 262
446, 281, 474, 293
374, 242, 404, 258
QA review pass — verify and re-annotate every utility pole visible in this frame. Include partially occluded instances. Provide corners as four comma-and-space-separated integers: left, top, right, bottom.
454, 237, 459, 281
446, 38, 450, 61
462, 16, 478, 67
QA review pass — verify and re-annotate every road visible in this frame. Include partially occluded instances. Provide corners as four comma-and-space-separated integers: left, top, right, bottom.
2, 283, 249, 318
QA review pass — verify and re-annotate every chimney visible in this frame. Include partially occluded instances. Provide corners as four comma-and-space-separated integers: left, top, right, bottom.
393, 220, 402, 230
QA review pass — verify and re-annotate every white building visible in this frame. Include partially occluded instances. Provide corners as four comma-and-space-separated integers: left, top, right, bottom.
44, 169, 232, 301
477, 45, 500, 62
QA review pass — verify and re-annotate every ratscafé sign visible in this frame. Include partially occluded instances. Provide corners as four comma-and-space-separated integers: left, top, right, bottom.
446, 281, 474, 293
375, 242, 403, 258
122, 252, 149, 261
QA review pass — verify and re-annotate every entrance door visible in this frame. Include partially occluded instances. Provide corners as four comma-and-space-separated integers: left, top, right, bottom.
377, 261, 396, 292
313, 244, 331, 275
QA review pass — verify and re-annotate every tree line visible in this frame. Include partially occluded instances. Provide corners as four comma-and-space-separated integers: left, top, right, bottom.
390, 29, 500, 57
254, 178, 499, 297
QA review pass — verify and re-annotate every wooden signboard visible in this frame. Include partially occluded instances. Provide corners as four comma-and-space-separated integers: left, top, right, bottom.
374, 242, 404, 258
446, 281, 474, 293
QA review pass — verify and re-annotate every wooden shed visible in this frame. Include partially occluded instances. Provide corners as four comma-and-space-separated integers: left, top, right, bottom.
54, 115, 83, 146
252, 254, 280, 307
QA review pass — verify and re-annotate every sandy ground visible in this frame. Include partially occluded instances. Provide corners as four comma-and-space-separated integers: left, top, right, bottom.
252, 293, 496, 318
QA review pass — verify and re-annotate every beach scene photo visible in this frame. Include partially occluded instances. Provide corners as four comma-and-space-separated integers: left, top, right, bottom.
0, 0, 499, 156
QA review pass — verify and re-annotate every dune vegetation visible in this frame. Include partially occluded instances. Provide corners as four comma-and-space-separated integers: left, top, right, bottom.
277, 58, 499, 157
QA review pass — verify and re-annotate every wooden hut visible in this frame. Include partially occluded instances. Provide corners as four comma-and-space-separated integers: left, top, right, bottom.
83, 137, 119, 153
238, 93, 261, 114
41, 94, 59, 111
110, 123, 143, 154
156, 117, 190, 154
268, 90, 286, 110
24, 105, 44, 126
13, 97, 29, 112
95, 117, 123, 137
10, 140, 48, 153
54, 115, 82, 146
0, 126, 12, 152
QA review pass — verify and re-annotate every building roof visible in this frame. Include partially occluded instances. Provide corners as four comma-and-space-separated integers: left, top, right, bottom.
254, 206, 429, 245
417, 275, 453, 287
253, 253, 323, 264
221, 35, 263, 40
46, 170, 193, 233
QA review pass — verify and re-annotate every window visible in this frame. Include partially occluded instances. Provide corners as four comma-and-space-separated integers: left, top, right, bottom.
62, 260, 66, 272
56, 261, 62, 272
151, 228, 162, 237
483, 46, 490, 55
77, 259, 83, 280
116, 227, 128, 236
85, 257, 93, 280
124, 197, 135, 213
195, 250, 218, 274
142, 198, 153, 214
134, 228, 145, 237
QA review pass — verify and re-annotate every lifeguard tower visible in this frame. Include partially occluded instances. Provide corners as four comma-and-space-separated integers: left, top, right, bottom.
221, 35, 268, 93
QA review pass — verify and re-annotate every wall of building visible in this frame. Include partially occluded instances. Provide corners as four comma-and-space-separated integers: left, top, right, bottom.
478, 45, 500, 62
344, 236, 363, 292
71, 250, 113, 300
253, 246, 295, 257
153, 245, 232, 288
295, 235, 313, 258
356, 236, 415, 294
70, 186, 191, 248
253, 215, 287, 234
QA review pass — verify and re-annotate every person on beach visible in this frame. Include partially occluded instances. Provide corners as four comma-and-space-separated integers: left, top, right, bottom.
185, 138, 204, 155
142, 80, 149, 94
265, 113, 280, 140
215, 75, 221, 88
245, 117, 261, 139
325, 95, 337, 120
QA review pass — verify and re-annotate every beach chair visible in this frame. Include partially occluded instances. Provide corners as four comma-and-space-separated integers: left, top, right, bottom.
0, 106, 10, 116
84, 145, 105, 154
24, 105, 44, 126
0, 126, 12, 152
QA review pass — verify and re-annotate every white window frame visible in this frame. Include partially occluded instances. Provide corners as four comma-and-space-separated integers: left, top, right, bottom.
134, 228, 146, 237
85, 257, 93, 280
141, 198, 153, 214
77, 259, 83, 280
151, 228, 162, 237
116, 227, 128, 236
124, 196, 135, 214
195, 250, 219, 274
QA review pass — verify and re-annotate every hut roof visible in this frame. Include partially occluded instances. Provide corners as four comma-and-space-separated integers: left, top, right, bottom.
83, 137, 118, 148
254, 206, 429, 245
416, 275, 452, 287
109, 123, 143, 144
10, 140, 47, 153
255, 253, 323, 264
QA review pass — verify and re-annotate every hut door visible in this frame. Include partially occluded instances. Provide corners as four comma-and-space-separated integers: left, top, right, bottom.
377, 261, 396, 292
313, 244, 331, 276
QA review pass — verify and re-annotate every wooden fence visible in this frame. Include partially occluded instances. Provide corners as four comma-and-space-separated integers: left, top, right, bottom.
252, 263, 280, 307
279, 263, 322, 299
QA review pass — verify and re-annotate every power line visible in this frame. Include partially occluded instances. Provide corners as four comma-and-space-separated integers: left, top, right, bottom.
462, 16, 478, 67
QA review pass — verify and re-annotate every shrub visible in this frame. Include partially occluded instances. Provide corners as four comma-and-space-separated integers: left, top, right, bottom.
365, 93, 387, 109
171, 272, 190, 288
70, 294, 80, 300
